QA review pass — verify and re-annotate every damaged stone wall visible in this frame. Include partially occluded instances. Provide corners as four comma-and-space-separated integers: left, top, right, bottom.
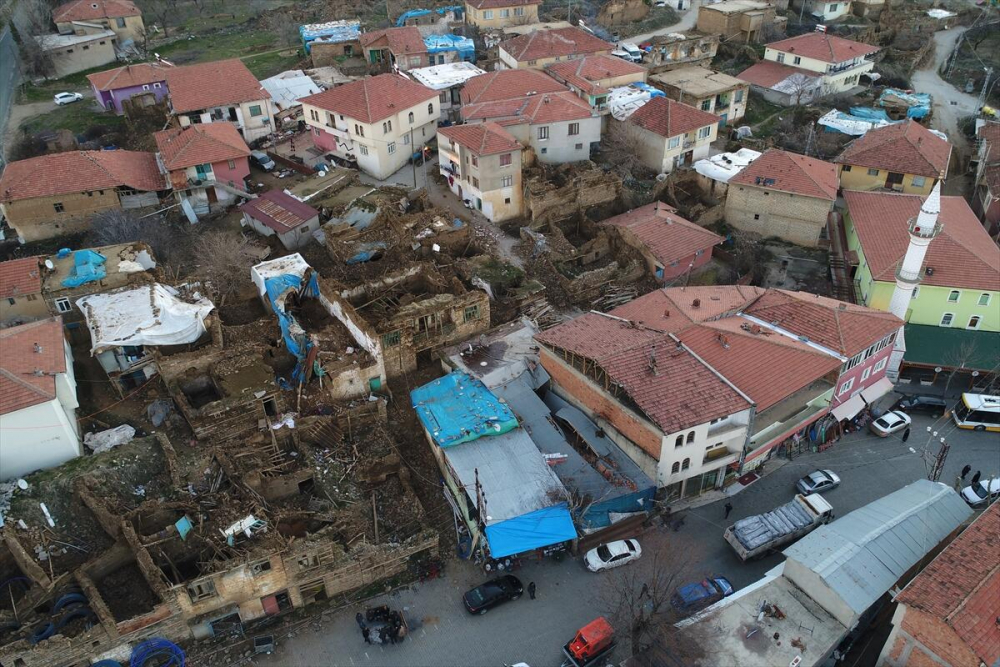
525, 162, 623, 226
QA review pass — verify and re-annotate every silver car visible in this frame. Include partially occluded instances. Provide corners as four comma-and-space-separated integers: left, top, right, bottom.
796, 469, 841, 495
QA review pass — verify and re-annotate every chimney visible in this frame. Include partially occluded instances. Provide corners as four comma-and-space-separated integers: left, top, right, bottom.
717, 333, 730, 349
33, 343, 42, 353
663, 309, 670, 318
692, 298, 701, 308
838, 303, 847, 311
648, 344, 658, 376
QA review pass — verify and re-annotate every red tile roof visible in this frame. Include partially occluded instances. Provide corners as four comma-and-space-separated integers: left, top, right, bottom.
301, 73, 437, 124
601, 201, 722, 269
765, 32, 879, 63
545, 54, 645, 95
0, 150, 164, 202
730, 148, 838, 200
154, 123, 250, 171
87, 62, 173, 91
0, 257, 43, 299
0, 318, 68, 416
165, 59, 270, 114
461, 69, 567, 106
844, 190, 1000, 292
500, 27, 613, 63
360, 26, 426, 55
737, 60, 819, 89
627, 96, 720, 139
438, 121, 523, 155
52, 0, 139, 22
896, 504, 1000, 667
467, 0, 540, 8
978, 120, 1000, 163
239, 190, 319, 233
613, 285, 766, 332
835, 120, 952, 178
462, 90, 592, 123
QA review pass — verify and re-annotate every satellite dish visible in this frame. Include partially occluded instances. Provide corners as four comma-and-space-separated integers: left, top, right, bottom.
44, 259, 55, 270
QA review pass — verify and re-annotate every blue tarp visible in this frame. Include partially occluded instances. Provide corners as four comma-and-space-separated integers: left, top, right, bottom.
263, 271, 320, 382
61, 249, 107, 287
849, 106, 891, 121
484, 504, 577, 558
410, 372, 519, 448
423, 34, 475, 62
300, 21, 361, 53
396, 5, 463, 26
346, 241, 387, 264
878, 88, 932, 119
630, 82, 665, 98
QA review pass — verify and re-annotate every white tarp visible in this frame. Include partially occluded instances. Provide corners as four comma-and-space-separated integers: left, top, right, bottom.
261, 70, 322, 111
694, 148, 761, 183
84, 425, 136, 454
408, 61, 486, 90
77, 284, 214, 354
817, 109, 894, 136
607, 86, 655, 120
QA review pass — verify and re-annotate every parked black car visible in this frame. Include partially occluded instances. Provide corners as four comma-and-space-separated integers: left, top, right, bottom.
463, 575, 523, 615
896, 395, 949, 417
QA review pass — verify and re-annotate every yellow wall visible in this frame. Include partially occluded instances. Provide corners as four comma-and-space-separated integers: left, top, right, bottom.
838, 164, 937, 195
1, 190, 122, 241
465, 2, 539, 29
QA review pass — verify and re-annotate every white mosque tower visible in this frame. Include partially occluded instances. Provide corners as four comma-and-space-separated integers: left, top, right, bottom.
885, 181, 943, 381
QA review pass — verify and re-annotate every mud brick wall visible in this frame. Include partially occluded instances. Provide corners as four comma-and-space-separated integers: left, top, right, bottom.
526, 169, 622, 225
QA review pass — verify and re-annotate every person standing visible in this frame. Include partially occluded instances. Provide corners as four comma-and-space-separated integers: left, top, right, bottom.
971, 470, 982, 486
362, 627, 371, 645
356, 612, 366, 630
528, 581, 536, 600
724, 502, 733, 519
902, 427, 911, 442
961, 464, 972, 480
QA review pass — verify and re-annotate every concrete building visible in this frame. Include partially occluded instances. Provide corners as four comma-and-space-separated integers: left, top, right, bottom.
438, 122, 524, 221
642, 32, 720, 74
409, 61, 487, 123
650, 66, 749, 126
154, 123, 251, 218
621, 96, 720, 174
88, 62, 172, 114
877, 503, 1000, 667
972, 121, 1000, 232
301, 74, 439, 180
34, 30, 117, 78
464, 0, 541, 29
239, 190, 321, 250
545, 54, 647, 112
165, 59, 276, 143
792, 0, 853, 21
52, 0, 144, 44
852, 0, 888, 18
836, 120, 951, 195
738, 30, 879, 106
497, 26, 613, 70
696, 0, 781, 43
600, 201, 723, 282
725, 148, 838, 247
0, 150, 165, 242
0, 318, 80, 481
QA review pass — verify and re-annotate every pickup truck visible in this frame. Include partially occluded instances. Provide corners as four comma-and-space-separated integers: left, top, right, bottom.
723, 494, 833, 561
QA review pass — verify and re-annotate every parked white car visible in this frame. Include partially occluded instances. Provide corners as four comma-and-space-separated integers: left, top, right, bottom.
54, 92, 84, 105
961, 478, 1000, 506
869, 410, 911, 437
584, 539, 641, 572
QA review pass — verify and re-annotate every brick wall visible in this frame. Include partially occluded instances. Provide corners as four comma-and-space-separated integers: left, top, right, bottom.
725, 184, 832, 247
4, 190, 122, 241
878, 605, 981, 667
310, 40, 362, 68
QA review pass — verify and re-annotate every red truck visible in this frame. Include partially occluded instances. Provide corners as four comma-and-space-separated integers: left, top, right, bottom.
561, 617, 616, 667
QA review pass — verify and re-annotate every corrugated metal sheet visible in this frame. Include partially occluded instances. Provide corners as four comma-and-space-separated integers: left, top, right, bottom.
784, 479, 973, 616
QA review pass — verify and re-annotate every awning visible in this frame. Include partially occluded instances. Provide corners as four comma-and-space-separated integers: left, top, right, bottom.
832, 394, 866, 421
484, 505, 577, 558
861, 377, 895, 404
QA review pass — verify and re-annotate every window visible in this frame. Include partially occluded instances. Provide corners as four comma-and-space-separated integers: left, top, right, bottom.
700, 99, 711, 111
500, 8, 509, 16
978, 293, 990, 306
55, 297, 72, 313
753, 213, 760, 220
911, 286, 919, 300
948, 290, 960, 303
776, 53, 785, 64
53, 202, 65, 213
568, 122, 579, 136
464, 305, 480, 322
472, 176, 479, 188
842, 165, 851, 172
540, 147, 547, 154
297, 554, 319, 571
911, 175, 926, 187
501, 175, 513, 187
500, 153, 512, 166
483, 9, 493, 18
403, 133, 410, 145
504, 197, 511, 204
861, 366, 872, 381
682, 458, 690, 471
528, 60, 537, 66
408, 111, 414, 123
428, 55, 436, 66
250, 560, 272, 576
674, 435, 683, 448
575, 143, 583, 150
142, 84, 149, 91
359, 145, 369, 156
153, 82, 161, 89
382, 120, 392, 133
668, 136, 680, 149
382, 331, 401, 347
940, 312, 954, 327
968, 315, 981, 329
187, 579, 217, 601
873, 357, 887, 373
428, 103, 434, 115
7, 297, 13, 305
83, 45, 90, 50
116, 16, 126, 27
698, 126, 711, 139
387, 142, 396, 154
867, 168, 879, 176
227, 159, 235, 169
310, 109, 319, 122
249, 105, 263, 117
734, 89, 744, 103
838, 377, 855, 396
793, 56, 801, 65
829, 3, 838, 11
515, 6, 524, 14
537, 126, 549, 140
671, 462, 680, 473
471, 155, 478, 167
354, 124, 365, 137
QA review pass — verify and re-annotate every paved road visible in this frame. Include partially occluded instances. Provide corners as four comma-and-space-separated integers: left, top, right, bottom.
911, 26, 980, 149
249, 410, 997, 667
627, 0, 700, 44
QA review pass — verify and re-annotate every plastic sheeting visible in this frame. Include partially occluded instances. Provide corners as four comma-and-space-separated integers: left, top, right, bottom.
607, 83, 664, 120
264, 271, 320, 381
410, 372, 519, 448
694, 148, 761, 183
84, 425, 135, 454
261, 71, 321, 111
423, 34, 475, 62
396, 6, 463, 26
818, 109, 896, 136
878, 88, 931, 119
300, 20, 361, 52
484, 504, 577, 558
61, 250, 107, 288
77, 284, 214, 354
731, 498, 814, 551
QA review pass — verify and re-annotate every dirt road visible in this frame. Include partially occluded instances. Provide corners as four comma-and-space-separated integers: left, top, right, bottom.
627, 0, 700, 43
911, 26, 979, 151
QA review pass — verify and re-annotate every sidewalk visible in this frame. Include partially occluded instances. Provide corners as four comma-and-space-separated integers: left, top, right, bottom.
667, 458, 791, 513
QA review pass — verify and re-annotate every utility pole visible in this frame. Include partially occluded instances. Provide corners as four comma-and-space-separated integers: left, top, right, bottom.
804, 123, 815, 157
977, 66, 994, 114
929, 437, 949, 483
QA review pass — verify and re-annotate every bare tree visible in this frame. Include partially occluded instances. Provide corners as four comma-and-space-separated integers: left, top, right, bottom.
88, 209, 184, 265
603, 121, 655, 180
782, 73, 818, 107
194, 231, 266, 306
724, 230, 771, 284
8, 0, 55, 77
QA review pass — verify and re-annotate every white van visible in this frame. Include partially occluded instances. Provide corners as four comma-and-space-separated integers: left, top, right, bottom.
615, 43, 643, 63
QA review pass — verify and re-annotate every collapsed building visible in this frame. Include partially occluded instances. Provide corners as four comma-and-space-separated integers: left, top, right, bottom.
0, 424, 437, 667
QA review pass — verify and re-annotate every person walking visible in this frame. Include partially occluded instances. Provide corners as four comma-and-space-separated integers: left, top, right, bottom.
362, 627, 371, 645
901, 427, 911, 442
355, 612, 366, 630
961, 464, 972, 480
724, 502, 733, 519
528, 581, 536, 600
971, 470, 981, 486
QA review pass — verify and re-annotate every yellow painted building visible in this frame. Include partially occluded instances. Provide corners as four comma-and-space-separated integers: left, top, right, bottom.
835, 119, 951, 195
464, 0, 540, 29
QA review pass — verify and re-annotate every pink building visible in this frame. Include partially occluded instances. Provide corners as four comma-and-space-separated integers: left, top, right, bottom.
154, 123, 251, 218
87, 62, 173, 115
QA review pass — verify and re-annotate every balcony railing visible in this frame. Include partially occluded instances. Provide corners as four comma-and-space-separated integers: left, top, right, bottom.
703, 446, 737, 464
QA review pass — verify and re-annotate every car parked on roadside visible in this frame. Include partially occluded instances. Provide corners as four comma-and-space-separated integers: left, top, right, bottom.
463, 575, 523, 615
54, 92, 83, 105
961, 478, 1000, 506
870, 410, 911, 437
584, 539, 642, 572
250, 150, 275, 171
895, 395, 949, 417
795, 469, 841, 495
670, 576, 734, 612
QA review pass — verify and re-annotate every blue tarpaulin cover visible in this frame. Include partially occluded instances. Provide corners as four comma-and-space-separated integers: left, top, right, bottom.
484, 505, 577, 558
849, 106, 891, 121
410, 372, 519, 448
61, 249, 107, 287
424, 34, 475, 62
346, 241, 387, 264
397, 6, 463, 26
300, 21, 361, 52
630, 82, 666, 98
264, 271, 320, 382
878, 88, 931, 119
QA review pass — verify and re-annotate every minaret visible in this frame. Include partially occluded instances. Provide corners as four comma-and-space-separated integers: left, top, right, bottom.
885, 182, 943, 381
